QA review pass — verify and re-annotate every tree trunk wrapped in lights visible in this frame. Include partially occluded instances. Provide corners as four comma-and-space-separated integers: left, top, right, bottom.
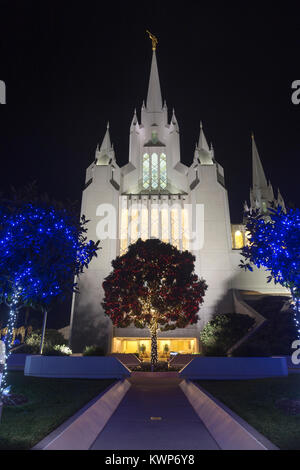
150, 319, 158, 368
102, 238, 208, 370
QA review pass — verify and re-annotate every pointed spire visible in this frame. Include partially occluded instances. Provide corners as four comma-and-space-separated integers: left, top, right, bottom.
146, 51, 163, 112
131, 109, 138, 128
198, 121, 209, 152
95, 122, 115, 165
170, 108, 179, 132
251, 133, 268, 189
277, 188, 286, 211
100, 122, 111, 151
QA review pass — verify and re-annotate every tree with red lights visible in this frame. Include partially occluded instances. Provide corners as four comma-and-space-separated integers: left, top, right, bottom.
102, 238, 207, 369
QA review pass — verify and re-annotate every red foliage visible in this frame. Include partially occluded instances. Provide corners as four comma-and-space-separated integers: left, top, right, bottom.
102, 239, 207, 331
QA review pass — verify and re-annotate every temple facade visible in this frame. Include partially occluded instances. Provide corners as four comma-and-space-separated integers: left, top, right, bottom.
69, 45, 286, 355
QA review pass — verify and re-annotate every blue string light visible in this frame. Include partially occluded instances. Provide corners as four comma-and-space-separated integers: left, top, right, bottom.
240, 205, 300, 345
0, 203, 99, 395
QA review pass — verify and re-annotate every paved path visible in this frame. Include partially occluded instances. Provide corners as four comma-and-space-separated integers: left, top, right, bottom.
91, 374, 219, 450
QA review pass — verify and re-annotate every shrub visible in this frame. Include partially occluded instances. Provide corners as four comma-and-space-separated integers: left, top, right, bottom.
12, 329, 69, 355
43, 345, 72, 356
82, 345, 105, 356
200, 313, 255, 356
130, 361, 179, 372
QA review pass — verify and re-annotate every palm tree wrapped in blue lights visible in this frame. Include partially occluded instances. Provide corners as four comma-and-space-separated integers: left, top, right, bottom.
0, 201, 99, 395
240, 205, 300, 351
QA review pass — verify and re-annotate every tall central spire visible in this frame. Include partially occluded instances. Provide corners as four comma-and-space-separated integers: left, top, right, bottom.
252, 133, 268, 189
146, 44, 163, 112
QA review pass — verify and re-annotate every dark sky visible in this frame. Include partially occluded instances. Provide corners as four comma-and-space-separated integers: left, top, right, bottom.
0, 1, 299, 223
0, 1, 299, 329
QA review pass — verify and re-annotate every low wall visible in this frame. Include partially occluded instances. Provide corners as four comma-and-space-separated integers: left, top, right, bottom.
7, 353, 28, 371
180, 380, 278, 450
179, 357, 288, 380
33, 379, 131, 450
24, 356, 131, 379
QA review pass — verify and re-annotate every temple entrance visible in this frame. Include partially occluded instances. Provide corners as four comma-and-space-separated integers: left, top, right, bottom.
112, 337, 198, 360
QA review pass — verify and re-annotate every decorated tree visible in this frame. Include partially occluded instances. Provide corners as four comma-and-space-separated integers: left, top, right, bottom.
102, 238, 207, 368
240, 205, 300, 346
0, 200, 99, 394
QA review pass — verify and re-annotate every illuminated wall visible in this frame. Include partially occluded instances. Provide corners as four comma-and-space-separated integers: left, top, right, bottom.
119, 195, 189, 254
112, 337, 198, 355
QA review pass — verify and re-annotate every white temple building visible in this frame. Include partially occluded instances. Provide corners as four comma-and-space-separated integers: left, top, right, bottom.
69, 43, 287, 355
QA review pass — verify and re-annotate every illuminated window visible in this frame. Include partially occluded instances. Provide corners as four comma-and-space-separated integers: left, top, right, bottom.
161, 206, 169, 243
143, 154, 150, 189
151, 205, 159, 238
120, 208, 128, 254
160, 153, 167, 189
182, 208, 189, 251
142, 153, 167, 190
141, 204, 148, 241
171, 206, 180, 249
130, 206, 139, 244
234, 230, 244, 249
151, 153, 159, 189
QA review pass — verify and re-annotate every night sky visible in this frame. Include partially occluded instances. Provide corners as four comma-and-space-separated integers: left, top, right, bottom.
0, 1, 299, 328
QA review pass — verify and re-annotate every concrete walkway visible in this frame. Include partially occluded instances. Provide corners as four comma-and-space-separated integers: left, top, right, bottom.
90, 373, 220, 450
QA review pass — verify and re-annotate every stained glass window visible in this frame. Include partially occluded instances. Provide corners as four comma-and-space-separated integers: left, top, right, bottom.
143, 154, 150, 189
142, 152, 167, 191
160, 153, 167, 189
151, 153, 159, 189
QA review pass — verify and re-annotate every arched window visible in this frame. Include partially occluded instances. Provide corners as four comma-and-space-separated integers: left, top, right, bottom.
142, 152, 167, 190
143, 154, 150, 189
160, 153, 167, 189
151, 153, 159, 189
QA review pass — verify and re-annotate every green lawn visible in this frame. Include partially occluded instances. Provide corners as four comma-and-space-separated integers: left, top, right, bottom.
196, 374, 300, 450
0, 372, 115, 450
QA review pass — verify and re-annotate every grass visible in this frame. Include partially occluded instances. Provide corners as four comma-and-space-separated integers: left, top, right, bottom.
0, 372, 115, 450
196, 374, 300, 450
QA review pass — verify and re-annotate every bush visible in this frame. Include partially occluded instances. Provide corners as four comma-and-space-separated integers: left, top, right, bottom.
130, 361, 180, 372
82, 345, 105, 356
43, 345, 72, 356
200, 313, 255, 356
13, 329, 70, 355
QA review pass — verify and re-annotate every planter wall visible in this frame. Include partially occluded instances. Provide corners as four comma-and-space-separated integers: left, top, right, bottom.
24, 356, 131, 379
7, 353, 28, 371
179, 356, 288, 380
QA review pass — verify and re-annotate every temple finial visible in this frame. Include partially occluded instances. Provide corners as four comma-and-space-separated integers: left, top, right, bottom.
146, 30, 158, 51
